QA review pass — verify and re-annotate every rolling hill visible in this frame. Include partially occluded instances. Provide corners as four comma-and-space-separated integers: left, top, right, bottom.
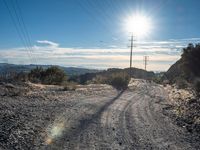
0, 63, 99, 77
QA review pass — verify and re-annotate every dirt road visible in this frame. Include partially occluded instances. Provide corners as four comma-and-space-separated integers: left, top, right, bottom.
40, 80, 196, 150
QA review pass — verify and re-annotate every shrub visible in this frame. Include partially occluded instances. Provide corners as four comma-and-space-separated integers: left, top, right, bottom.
14, 72, 29, 82
91, 72, 130, 90
108, 72, 130, 90
63, 82, 77, 91
42, 66, 67, 85
91, 75, 107, 84
28, 67, 44, 83
153, 76, 162, 84
28, 66, 67, 85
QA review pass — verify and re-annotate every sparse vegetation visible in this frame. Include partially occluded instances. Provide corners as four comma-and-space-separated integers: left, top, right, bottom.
28, 66, 67, 85
0, 71, 28, 83
93, 72, 130, 90
28, 67, 44, 83
42, 66, 67, 85
70, 68, 155, 85
153, 76, 162, 84
14, 72, 29, 82
107, 73, 130, 90
63, 82, 77, 91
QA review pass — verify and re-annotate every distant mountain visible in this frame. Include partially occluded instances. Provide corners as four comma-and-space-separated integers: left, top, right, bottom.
70, 67, 155, 84
164, 43, 200, 83
0, 63, 100, 76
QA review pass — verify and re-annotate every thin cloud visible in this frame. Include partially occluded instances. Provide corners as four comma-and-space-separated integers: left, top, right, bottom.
0, 38, 199, 71
37, 40, 59, 47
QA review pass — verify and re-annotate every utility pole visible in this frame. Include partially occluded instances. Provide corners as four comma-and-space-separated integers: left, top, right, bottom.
129, 33, 134, 77
143, 56, 149, 71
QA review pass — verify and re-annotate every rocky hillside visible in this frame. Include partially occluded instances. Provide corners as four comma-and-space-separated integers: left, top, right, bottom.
164, 43, 200, 83
163, 43, 200, 140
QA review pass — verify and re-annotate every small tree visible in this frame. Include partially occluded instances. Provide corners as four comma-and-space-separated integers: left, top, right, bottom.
14, 72, 28, 82
42, 66, 67, 85
28, 67, 44, 83
28, 66, 67, 85
105, 72, 130, 90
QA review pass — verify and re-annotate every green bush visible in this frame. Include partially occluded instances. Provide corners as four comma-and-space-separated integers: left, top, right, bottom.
28, 67, 44, 83
28, 66, 67, 85
108, 73, 130, 90
93, 72, 130, 90
42, 66, 67, 85
153, 76, 162, 84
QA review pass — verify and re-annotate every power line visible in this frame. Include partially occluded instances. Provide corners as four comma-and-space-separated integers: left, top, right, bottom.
76, 0, 116, 37
2, 0, 33, 63
11, 0, 37, 64
76, 0, 128, 52
15, 0, 37, 64
3, 0, 37, 64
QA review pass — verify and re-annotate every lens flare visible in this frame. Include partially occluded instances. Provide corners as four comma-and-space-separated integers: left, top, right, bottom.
45, 121, 65, 145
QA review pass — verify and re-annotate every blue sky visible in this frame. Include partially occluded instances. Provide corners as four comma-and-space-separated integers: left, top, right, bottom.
0, 0, 200, 71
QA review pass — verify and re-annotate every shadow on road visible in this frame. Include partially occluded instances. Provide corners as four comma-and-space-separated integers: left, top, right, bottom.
44, 90, 125, 149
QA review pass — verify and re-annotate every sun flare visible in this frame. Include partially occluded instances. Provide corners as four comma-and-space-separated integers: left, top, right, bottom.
125, 14, 152, 37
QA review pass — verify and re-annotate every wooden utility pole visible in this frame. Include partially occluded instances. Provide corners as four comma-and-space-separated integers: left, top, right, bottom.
143, 56, 149, 71
129, 34, 134, 77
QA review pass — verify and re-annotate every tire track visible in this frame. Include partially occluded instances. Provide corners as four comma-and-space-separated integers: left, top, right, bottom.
127, 80, 195, 150
100, 91, 137, 149
41, 79, 197, 149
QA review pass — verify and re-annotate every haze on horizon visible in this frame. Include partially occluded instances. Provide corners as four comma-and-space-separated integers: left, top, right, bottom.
0, 0, 200, 71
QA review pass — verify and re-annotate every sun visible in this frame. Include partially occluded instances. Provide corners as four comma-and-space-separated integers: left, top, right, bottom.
125, 14, 152, 37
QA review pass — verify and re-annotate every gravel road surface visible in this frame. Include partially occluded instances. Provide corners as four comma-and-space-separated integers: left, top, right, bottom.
0, 80, 198, 149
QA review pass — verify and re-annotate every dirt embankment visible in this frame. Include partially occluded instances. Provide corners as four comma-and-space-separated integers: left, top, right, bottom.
163, 84, 200, 143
